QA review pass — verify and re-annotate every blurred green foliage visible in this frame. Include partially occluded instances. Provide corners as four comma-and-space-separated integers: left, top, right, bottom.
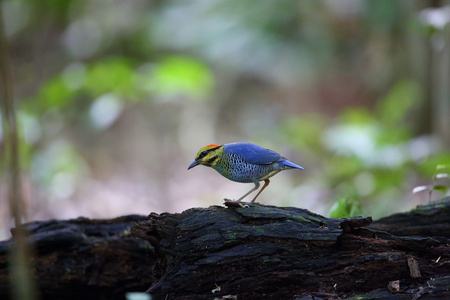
1, 0, 450, 230
150, 56, 213, 100
86, 58, 138, 99
280, 78, 450, 217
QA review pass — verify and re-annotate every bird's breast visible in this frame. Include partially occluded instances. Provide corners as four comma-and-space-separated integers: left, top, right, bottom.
213, 153, 280, 183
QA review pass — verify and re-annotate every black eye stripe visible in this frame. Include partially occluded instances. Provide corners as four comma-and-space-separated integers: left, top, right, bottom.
198, 150, 208, 159
207, 155, 218, 164
197, 145, 222, 159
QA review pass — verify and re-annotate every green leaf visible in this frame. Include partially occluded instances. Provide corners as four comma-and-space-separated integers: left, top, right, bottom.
432, 185, 447, 194
329, 196, 362, 218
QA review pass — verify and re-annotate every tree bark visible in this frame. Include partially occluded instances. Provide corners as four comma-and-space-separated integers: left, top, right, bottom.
0, 198, 449, 300
131, 198, 450, 300
0, 215, 156, 300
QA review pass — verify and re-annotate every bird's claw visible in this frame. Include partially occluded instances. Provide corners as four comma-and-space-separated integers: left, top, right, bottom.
224, 199, 249, 208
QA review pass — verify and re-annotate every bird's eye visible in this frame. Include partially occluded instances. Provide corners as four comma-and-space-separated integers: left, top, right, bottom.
198, 150, 208, 159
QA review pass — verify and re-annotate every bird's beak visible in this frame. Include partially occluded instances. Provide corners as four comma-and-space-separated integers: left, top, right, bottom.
188, 160, 200, 170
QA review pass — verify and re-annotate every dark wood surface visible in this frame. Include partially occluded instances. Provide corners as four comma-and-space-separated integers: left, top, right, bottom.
131, 198, 450, 300
0, 215, 155, 300
1, 197, 449, 299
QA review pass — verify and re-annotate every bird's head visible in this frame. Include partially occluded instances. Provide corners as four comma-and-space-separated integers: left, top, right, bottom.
188, 144, 223, 169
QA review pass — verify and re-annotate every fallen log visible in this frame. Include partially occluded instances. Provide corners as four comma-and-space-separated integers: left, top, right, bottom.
0, 197, 449, 299
0, 215, 155, 300
370, 197, 450, 237
131, 198, 450, 300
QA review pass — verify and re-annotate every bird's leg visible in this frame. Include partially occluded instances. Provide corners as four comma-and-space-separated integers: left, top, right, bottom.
250, 179, 270, 203
224, 180, 260, 204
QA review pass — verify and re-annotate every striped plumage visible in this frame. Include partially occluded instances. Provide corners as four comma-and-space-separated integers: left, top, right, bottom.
188, 143, 303, 204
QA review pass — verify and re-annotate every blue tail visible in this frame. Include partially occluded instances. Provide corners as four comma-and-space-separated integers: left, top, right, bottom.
281, 160, 304, 170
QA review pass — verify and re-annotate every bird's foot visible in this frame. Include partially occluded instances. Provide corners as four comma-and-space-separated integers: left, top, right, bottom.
224, 199, 249, 208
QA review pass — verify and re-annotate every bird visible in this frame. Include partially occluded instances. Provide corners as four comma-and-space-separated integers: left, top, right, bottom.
188, 142, 303, 204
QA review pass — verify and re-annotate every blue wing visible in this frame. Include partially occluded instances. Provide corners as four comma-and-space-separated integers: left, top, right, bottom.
225, 143, 283, 165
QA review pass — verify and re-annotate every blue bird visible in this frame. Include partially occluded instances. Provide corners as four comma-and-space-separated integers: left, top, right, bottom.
188, 143, 303, 204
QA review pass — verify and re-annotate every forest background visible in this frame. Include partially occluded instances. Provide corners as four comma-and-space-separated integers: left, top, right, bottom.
1, 0, 450, 241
